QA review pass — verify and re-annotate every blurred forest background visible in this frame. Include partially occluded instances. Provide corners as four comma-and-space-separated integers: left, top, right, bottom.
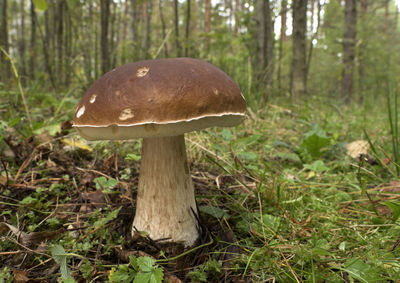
1, 0, 399, 107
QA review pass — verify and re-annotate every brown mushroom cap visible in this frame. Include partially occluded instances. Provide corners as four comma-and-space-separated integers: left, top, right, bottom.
73, 58, 246, 140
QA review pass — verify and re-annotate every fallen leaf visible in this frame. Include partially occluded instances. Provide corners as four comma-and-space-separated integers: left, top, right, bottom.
46, 157, 57, 168
376, 205, 392, 218
81, 190, 107, 205
62, 137, 92, 152
0, 222, 21, 236
306, 170, 316, 179
35, 131, 53, 144
35, 242, 48, 254
0, 175, 8, 186
12, 269, 29, 283
220, 229, 242, 267
21, 228, 64, 247
0, 222, 64, 247
345, 140, 370, 159
165, 274, 183, 283
80, 172, 95, 186
79, 190, 108, 213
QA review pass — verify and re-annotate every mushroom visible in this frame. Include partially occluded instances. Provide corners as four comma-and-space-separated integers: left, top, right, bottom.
73, 58, 246, 247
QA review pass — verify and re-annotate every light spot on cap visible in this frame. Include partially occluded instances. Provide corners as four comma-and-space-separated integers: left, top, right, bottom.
213, 88, 219, 95
76, 106, 85, 118
115, 90, 121, 96
89, 94, 97, 103
136, 67, 149, 77
119, 108, 134, 120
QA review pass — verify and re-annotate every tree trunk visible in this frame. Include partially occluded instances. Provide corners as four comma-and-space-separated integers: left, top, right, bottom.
291, 0, 307, 101
110, 1, 118, 67
83, 1, 94, 83
174, 0, 181, 57
394, 3, 399, 43
204, 0, 211, 52
64, 1, 72, 86
256, 0, 274, 101
120, 0, 129, 64
358, 0, 368, 102
57, 0, 64, 86
341, 0, 357, 103
185, 0, 191, 57
281, 0, 287, 42
19, 0, 26, 84
224, 0, 233, 31
29, 0, 36, 80
131, 0, 137, 45
306, 0, 321, 81
384, 0, 389, 36
233, 0, 239, 36
141, 0, 152, 59
278, 0, 287, 91
159, 0, 169, 57
42, 8, 57, 89
100, 0, 110, 74
192, 0, 197, 38
0, 0, 9, 83
94, 12, 100, 79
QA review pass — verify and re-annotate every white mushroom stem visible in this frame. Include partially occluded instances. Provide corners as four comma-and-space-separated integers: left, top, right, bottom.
132, 135, 199, 247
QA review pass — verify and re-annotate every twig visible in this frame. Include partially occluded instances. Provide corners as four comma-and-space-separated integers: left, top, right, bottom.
231, 150, 256, 178
156, 237, 214, 263
0, 250, 22, 256
27, 258, 53, 272
278, 247, 301, 283
390, 236, 400, 252
153, 29, 172, 59
14, 149, 36, 182
36, 196, 59, 229
75, 167, 112, 178
11, 239, 50, 258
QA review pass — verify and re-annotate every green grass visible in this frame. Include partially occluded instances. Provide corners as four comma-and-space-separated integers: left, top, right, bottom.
1, 91, 400, 282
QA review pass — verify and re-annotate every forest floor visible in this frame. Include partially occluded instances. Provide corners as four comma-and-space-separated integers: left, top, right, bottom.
1, 95, 400, 282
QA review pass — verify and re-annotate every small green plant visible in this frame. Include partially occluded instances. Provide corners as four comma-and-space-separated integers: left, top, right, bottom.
92, 206, 121, 229
94, 177, 119, 193
303, 159, 329, 173
0, 267, 14, 283
298, 124, 331, 160
79, 260, 94, 280
109, 255, 164, 283
187, 259, 222, 282
51, 244, 76, 283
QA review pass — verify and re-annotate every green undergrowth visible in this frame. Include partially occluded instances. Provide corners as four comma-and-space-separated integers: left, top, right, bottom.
1, 93, 400, 282
186, 98, 400, 282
